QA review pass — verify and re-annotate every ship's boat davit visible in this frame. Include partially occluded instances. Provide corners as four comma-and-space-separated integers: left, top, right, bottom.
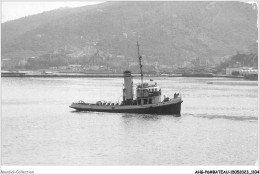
70, 42, 183, 115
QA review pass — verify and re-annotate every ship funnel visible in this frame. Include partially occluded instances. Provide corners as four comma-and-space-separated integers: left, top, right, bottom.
123, 70, 133, 103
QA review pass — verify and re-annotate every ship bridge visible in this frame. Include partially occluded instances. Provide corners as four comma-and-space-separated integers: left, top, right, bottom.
136, 82, 161, 105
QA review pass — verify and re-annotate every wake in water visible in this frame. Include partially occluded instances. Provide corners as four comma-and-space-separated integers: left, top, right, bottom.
184, 113, 258, 122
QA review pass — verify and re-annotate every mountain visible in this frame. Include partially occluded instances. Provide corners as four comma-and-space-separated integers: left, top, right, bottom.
1, 1, 258, 69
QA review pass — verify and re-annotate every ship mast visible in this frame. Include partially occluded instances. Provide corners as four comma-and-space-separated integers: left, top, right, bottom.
137, 41, 144, 97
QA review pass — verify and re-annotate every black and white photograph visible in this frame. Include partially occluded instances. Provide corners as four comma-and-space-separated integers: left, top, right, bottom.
1, 0, 259, 174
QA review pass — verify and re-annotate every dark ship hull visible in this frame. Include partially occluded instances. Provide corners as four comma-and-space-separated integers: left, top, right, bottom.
70, 97, 182, 115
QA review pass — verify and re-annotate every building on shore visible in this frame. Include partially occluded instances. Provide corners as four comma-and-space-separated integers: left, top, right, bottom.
226, 67, 258, 76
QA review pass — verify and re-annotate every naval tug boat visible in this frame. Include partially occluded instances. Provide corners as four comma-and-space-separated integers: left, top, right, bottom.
69, 42, 183, 115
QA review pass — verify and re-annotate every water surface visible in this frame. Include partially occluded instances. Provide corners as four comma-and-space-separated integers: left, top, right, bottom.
1, 77, 258, 165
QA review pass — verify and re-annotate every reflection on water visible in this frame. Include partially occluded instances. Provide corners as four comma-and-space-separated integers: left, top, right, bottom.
123, 114, 159, 120
1, 77, 258, 165
122, 113, 181, 122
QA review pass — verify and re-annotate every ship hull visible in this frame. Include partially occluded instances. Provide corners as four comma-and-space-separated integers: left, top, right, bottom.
70, 98, 182, 115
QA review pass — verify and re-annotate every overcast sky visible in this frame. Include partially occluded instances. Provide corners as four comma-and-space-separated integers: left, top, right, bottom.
1, 1, 104, 23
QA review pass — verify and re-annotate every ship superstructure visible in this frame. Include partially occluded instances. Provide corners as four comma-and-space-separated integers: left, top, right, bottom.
122, 71, 162, 106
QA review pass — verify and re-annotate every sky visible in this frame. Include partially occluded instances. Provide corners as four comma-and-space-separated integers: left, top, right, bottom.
1, 1, 104, 23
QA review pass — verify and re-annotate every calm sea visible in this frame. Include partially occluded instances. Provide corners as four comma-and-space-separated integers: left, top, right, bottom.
1, 77, 258, 165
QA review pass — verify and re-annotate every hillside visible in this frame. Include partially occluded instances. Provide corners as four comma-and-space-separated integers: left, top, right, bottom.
1, 1, 258, 70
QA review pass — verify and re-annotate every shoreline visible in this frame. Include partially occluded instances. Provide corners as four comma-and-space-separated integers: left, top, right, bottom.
1, 72, 245, 79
